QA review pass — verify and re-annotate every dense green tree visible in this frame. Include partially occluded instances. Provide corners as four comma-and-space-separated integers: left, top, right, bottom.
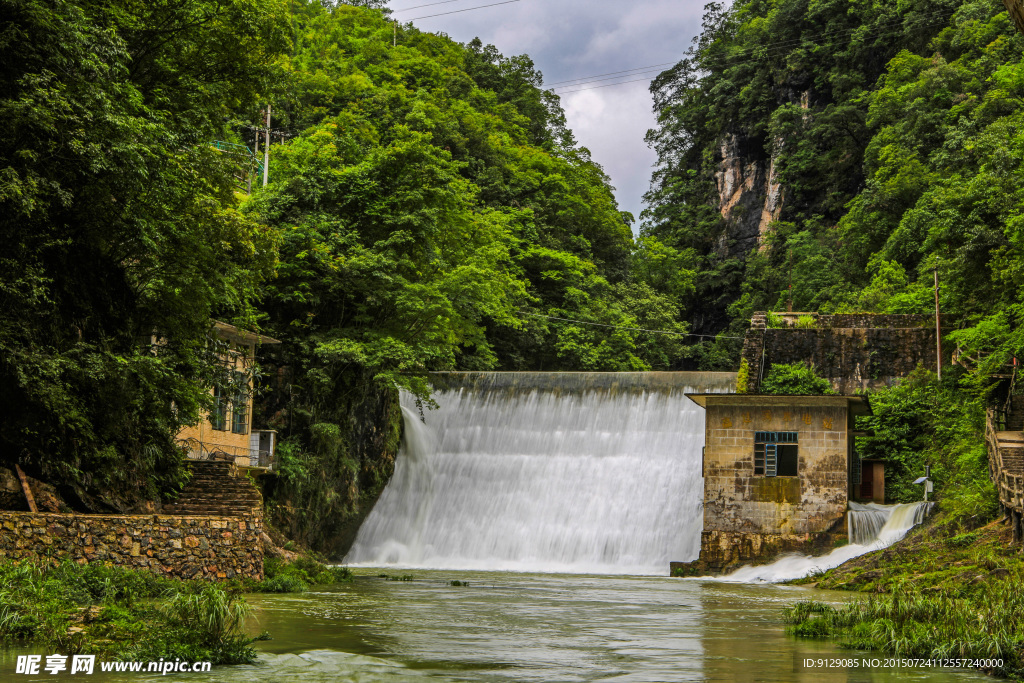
0, 0, 287, 510
645, 0, 1024, 372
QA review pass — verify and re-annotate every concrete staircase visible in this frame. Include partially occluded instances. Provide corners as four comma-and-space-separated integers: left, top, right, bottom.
162, 460, 263, 517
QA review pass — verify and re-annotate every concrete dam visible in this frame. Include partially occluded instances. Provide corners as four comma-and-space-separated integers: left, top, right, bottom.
345, 371, 736, 575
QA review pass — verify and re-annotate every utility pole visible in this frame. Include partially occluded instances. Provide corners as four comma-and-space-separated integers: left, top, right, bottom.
934, 266, 942, 380
263, 105, 271, 187
787, 249, 794, 312
251, 117, 261, 193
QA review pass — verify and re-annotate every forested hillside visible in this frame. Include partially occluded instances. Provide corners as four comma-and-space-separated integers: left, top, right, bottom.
0, 0, 691, 548
645, 0, 1024, 374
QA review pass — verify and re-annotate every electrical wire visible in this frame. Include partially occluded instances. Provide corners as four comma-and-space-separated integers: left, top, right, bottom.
521, 312, 745, 340
546, 7, 957, 94
409, 0, 520, 20
392, 0, 472, 13
549, 67, 673, 90
553, 75, 663, 95
545, 62, 678, 87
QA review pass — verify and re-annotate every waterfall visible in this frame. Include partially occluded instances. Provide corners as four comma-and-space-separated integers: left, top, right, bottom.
719, 502, 933, 583
345, 371, 736, 575
847, 502, 890, 545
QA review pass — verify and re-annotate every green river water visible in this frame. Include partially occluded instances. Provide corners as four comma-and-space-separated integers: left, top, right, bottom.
2, 569, 991, 683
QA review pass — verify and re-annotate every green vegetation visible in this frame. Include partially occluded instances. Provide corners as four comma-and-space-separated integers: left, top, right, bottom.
735, 358, 751, 393
0, 0, 286, 511
448, 580, 469, 587
247, 2, 694, 550
645, 0, 1024, 373
253, 556, 352, 593
787, 515, 1024, 679
0, 561, 258, 663
855, 367, 996, 517
0, 0, 699, 542
758, 362, 834, 395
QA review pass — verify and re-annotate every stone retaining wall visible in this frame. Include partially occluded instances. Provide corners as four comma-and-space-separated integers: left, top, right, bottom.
741, 312, 944, 393
0, 512, 263, 581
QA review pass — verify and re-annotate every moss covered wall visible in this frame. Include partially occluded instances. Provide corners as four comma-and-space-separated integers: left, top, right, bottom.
260, 380, 402, 560
741, 312, 943, 393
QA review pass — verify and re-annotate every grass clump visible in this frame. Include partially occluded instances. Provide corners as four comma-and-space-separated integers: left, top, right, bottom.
252, 556, 352, 593
786, 578, 1024, 678
448, 580, 469, 587
0, 560, 258, 664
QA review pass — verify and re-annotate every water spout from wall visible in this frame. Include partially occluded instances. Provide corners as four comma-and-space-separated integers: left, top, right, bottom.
718, 502, 933, 583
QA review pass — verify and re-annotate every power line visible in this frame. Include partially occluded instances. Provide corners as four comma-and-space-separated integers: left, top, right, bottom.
522, 312, 744, 340
554, 75, 660, 95
545, 61, 678, 87
409, 0, 520, 20
392, 0, 470, 12
548, 7, 957, 94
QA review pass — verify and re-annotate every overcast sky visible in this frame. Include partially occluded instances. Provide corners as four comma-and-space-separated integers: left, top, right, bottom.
388, 0, 708, 227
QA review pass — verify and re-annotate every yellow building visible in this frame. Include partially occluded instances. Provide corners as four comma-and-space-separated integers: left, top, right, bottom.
176, 322, 280, 471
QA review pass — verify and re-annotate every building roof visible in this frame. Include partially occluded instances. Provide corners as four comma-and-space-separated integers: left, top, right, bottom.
212, 321, 281, 346
685, 393, 871, 416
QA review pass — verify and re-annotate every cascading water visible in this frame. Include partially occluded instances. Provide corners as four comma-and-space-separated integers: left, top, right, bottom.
848, 502, 891, 545
345, 371, 736, 575
720, 501, 933, 583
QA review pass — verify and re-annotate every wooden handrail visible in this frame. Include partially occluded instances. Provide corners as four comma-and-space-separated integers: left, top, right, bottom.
986, 407, 1024, 513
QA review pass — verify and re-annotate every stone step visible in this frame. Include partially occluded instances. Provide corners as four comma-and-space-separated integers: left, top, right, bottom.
163, 505, 257, 515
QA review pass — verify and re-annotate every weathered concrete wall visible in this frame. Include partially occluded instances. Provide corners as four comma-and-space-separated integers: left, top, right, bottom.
0, 512, 263, 581
741, 312, 943, 393
672, 530, 845, 575
703, 399, 849, 538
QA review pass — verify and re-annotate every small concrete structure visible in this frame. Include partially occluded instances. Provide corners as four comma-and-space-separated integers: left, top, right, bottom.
675, 393, 871, 575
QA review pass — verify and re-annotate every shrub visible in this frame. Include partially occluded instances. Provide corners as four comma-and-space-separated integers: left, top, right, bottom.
759, 362, 834, 395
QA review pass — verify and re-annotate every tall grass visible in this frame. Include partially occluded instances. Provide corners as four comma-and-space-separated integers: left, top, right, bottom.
0, 560, 258, 664
786, 576, 1024, 677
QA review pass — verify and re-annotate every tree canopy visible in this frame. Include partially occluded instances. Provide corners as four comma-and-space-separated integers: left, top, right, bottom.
644, 0, 1024, 374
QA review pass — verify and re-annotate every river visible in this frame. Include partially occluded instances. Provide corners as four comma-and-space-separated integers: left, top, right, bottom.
3, 569, 975, 683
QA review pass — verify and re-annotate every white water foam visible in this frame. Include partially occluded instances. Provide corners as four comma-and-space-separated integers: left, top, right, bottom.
718, 502, 932, 584
345, 373, 732, 575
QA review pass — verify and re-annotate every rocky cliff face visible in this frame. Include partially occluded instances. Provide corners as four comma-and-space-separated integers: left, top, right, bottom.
714, 92, 809, 257
712, 133, 782, 255
714, 134, 784, 257
1006, 0, 1024, 35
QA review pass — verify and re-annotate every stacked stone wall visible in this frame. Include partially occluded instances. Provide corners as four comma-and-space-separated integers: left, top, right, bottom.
0, 512, 263, 581
741, 312, 944, 393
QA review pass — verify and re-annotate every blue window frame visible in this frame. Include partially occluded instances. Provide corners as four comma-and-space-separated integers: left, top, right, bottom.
754, 431, 798, 477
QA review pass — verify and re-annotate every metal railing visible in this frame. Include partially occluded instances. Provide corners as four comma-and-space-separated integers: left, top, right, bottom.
211, 140, 264, 191
176, 435, 275, 470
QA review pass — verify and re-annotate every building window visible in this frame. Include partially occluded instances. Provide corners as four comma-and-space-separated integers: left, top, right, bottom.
231, 371, 249, 435
754, 431, 798, 477
211, 385, 228, 431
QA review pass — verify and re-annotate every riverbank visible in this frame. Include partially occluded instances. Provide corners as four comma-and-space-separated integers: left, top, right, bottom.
787, 512, 1024, 679
0, 556, 351, 664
